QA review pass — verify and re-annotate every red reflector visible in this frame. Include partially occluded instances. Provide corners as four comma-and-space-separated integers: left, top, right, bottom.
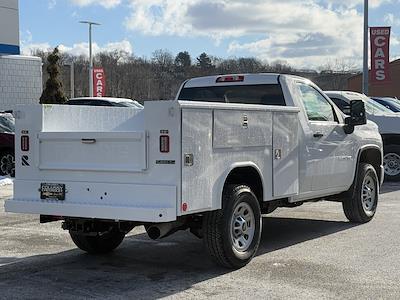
160, 135, 170, 153
21, 135, 29, 151
216, 75, 244, 83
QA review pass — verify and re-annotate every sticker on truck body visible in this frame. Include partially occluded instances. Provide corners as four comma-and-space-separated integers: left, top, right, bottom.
21, 155, 30, 166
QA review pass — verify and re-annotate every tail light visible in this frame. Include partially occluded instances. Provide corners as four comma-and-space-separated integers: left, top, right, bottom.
160, 135, 170, 153
21, 135, 29, 151
216, 75, 244, 83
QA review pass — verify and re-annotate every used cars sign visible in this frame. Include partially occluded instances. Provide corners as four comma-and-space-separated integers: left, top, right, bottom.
370, 27, 391, 84
93, 68, 106, 97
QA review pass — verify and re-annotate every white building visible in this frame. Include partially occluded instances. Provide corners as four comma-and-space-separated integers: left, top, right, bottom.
0, 0, 42, 111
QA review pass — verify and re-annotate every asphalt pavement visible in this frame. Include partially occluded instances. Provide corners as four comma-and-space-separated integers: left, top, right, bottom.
1, 183, 399, 300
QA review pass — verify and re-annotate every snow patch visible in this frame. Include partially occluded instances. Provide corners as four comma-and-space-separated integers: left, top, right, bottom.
0, 176, 13, 186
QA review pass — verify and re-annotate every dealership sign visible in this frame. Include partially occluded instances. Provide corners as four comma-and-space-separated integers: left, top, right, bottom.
93, 68, 106, 97
370, 27, 391, 84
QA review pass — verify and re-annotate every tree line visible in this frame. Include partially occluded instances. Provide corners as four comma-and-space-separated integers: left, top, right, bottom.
34, 48, 357, 103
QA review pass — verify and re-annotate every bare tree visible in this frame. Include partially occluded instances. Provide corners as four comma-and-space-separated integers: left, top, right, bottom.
32, 49, 358, 101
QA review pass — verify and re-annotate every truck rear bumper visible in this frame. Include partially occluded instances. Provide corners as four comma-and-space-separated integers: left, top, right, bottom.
5, 199, 176, 222
5, 180, 177, 222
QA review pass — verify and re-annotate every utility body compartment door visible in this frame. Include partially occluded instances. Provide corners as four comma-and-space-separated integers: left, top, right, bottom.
272, 112, 299, 197
181, 102, 300, 215
37, 131, 147, 172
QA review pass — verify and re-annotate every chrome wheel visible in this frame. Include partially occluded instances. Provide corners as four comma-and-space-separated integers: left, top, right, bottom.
230, 202, 255, 252
383, 153, 400, 177
361, 174, 376, 213
0, 153, 15, 176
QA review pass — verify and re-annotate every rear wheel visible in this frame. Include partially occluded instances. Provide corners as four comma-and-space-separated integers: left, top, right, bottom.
383, 145, 400, 181
0, 150, 15, 177
343, 163, 378, 223
69, 226, 125, 254
203, 184, 262, 269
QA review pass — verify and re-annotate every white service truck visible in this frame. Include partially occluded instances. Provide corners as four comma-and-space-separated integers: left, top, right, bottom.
326, 91, 400, 181
5, 74, 383, 268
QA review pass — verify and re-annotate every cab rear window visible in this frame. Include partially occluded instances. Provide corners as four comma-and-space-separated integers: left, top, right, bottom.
178, 84, 286, 106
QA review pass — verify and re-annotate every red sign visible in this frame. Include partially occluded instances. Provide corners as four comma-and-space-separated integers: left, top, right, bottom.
93, 68, 106, 97
370, 27, 391, 84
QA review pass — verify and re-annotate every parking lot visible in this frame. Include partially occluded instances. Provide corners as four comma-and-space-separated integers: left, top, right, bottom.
1, 183, 400, 299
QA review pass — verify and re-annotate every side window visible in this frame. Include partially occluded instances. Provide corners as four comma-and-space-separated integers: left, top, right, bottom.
94, 101, 112, 106
296, 83, 336, 122
330, 97, 350, 115
178, 84, 286, 106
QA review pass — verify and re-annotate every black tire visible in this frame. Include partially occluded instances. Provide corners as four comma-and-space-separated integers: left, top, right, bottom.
69, 227, 125, 254
203, 184, 262, 269
0, 150, 15, 177
383, 144, 400, 182
343, 163, 379, 223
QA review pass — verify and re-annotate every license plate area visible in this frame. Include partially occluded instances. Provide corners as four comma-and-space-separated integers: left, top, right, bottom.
40, 183, 66, 200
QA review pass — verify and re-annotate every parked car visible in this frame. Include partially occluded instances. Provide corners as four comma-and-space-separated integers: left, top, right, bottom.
370, 97, 400, 113
326, 91, 400, 181
65, 97, 143, 108
0, 112, 15, 177
6, 74, 383, 269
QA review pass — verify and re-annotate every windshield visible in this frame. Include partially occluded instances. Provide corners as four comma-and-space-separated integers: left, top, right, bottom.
373, 98, 400, 112
0, 114, 15, 133
117, 101, 143, 108
365, 97, 394, 114
178, 84, 286, 106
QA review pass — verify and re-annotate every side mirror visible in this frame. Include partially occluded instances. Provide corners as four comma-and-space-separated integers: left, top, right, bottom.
344, 100, 367, 134
346, 100, 367, 126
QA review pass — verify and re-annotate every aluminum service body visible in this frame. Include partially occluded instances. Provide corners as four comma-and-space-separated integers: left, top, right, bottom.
5, 74, 383, 222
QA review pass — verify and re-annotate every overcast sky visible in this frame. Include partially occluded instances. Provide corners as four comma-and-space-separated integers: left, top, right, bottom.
20, 0, 400, 69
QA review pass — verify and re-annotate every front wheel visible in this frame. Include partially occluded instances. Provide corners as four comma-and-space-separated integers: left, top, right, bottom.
342, 163, 379, 223
69, 227, 125, 254
383, 145, 400, 181
203, 184, 262, 269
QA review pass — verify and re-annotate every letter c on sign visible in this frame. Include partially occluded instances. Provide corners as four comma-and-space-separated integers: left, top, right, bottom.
96, 72, 103, 79
374, 36, 386, 47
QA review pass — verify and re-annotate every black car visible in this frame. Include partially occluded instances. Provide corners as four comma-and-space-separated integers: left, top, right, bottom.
65, 97, 143, 108
370, 97, 400, 113
0, 113, 15, 177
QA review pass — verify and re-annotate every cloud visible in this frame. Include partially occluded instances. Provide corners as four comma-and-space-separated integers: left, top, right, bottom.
20, 30, 33, 45
21, 43, 52, 55
23, 0, 400, 68
124, 0, 367, 67
69, 0, 121, 9
384, 13, 400, 26
320, 0, 395, 9
48, 0, 57, 9
22, 40, 133, 57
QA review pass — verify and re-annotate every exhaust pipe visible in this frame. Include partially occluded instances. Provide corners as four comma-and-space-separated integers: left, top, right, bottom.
146, 221, 183, 240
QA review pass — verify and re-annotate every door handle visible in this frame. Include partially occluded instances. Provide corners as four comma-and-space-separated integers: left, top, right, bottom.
313, 132, 324, 138
81, 138, 96, 144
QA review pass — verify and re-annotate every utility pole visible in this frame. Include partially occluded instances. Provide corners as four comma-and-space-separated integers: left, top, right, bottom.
70, 61, 74, 98
79, 21, 100, 97
363, 0, 369, 95
63, 61, 74, 98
